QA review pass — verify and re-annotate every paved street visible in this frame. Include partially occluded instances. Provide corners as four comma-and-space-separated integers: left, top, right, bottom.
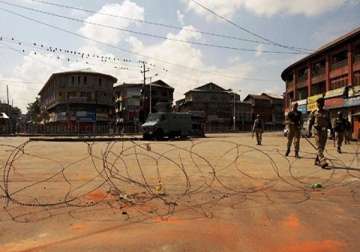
0, 133, 359, 252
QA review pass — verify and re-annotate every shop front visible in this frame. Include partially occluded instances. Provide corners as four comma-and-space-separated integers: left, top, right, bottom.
344, 95, 360, 139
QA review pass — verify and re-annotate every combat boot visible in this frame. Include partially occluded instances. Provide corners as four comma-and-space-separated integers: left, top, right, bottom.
337, 147, 342, 153
295, 152, 300, 159
320, 159, 329, 169
285, 149, 290, 156
314, 156, 320, 166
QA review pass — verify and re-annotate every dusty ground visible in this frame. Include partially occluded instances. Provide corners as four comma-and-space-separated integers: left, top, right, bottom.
0, 133, 359, 252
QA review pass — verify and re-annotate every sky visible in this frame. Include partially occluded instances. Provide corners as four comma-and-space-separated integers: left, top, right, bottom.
0, 0, 359, 112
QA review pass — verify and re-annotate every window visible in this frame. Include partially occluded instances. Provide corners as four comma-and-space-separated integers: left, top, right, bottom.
99, 78, 102, 87
71, 76, 75, 85
330, 75, 348, 90
331, 50, 348, 69
353, 72, 360, 86
312, 59, 325, 76
297, 67, 308, 82
59, 92, 62, 97
84, 76, 87, 85
354, 44, 360, 63
296, 87, 308, 100
78, 76, 81, 85
311, 82, 326, 95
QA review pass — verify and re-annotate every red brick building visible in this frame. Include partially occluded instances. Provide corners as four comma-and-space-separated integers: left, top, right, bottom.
282, 27, 360, 139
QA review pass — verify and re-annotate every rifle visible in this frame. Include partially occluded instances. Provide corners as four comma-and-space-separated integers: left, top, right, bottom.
303, 135, 318, 151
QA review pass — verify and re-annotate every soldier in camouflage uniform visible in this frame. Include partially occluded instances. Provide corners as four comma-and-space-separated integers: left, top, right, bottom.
308, 97, 333, 168
252, 114, 264, 145
344, 118, 352, 144
333, 111, 347, 153
285, 103, 303, 158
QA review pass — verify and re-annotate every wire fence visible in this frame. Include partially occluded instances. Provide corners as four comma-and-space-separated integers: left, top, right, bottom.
0, 138, 359, 224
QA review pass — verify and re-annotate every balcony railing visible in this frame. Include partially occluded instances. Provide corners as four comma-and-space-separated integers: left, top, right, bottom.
312, 68, 325, 77
331, 59, 348, 70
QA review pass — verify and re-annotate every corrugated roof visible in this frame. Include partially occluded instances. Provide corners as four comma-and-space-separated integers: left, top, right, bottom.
261, 93, 283, 100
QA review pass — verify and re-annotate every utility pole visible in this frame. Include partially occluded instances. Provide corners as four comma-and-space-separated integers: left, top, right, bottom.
140, 61, 150, 124
140, 60, 150, 113
140, 61, 150, 86
6, 85, 9, 105
148, 73, 158, 114
233, 93, 236, 131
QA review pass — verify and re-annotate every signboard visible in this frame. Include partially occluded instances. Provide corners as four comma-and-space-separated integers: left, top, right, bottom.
345, 96, 360, 107
324, 97, 344, 109
324, 87, 345, 99
77, 112, 96, 123
298, 105, 307, 114
291, 99, 307, 106
348, 85, 360, 97
307, 94, 323, 112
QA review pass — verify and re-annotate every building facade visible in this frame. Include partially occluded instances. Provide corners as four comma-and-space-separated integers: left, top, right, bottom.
114, 83, 142, 133
175, 83, 252, 132
39, 70, 117, 134
261, 93, 285, 127
0, 103, 21, 134
243, 93, 284, 130
113, 80, 174, 133
282, 27, 360, 139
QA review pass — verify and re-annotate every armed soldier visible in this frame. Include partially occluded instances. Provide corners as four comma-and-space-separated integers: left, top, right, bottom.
285, 103, 303, 158
334, 111, 347, 153
344, 118, 352, 144
308, 97, 334, 168
252, 114, 264, 145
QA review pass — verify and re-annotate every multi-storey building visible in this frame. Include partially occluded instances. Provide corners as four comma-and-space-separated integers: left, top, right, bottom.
281, 27, 360, 139
141, 80, 174, 119
261, 93, 285, 127
113, 80, 174, 133
114, 83, 142, 133
175, 83, 252, 132
39, 69, 117, 134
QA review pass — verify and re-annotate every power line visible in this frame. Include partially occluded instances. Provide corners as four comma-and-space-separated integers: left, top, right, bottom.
0, 1, 306, 55
0, 6, 279, 82
189, 0, 313, 53
28, 0, 281, 47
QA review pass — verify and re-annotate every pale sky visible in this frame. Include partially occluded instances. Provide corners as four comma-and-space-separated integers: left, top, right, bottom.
0, 0, 360, 112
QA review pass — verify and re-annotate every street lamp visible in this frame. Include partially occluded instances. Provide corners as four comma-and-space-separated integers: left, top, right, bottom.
149, 73, 158, 114
228, 89, 241, 131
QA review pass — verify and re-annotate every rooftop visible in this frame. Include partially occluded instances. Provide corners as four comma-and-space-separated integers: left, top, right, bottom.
39, 69, 118, 95
281, 26, 360, 80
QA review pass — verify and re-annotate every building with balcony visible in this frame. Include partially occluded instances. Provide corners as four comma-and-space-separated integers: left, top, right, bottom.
281, 26, 360, 139
175, 83, 253, 132
114, 83, 142, 133
243, 93, 284, 130
39, 69, 117, 134
113, 80, 174, 133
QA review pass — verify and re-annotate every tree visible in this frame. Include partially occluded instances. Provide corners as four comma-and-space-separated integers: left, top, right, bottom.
26, 98, 41, 123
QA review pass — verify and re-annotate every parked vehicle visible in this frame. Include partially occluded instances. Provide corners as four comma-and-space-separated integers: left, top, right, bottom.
142, 112, 193, 140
